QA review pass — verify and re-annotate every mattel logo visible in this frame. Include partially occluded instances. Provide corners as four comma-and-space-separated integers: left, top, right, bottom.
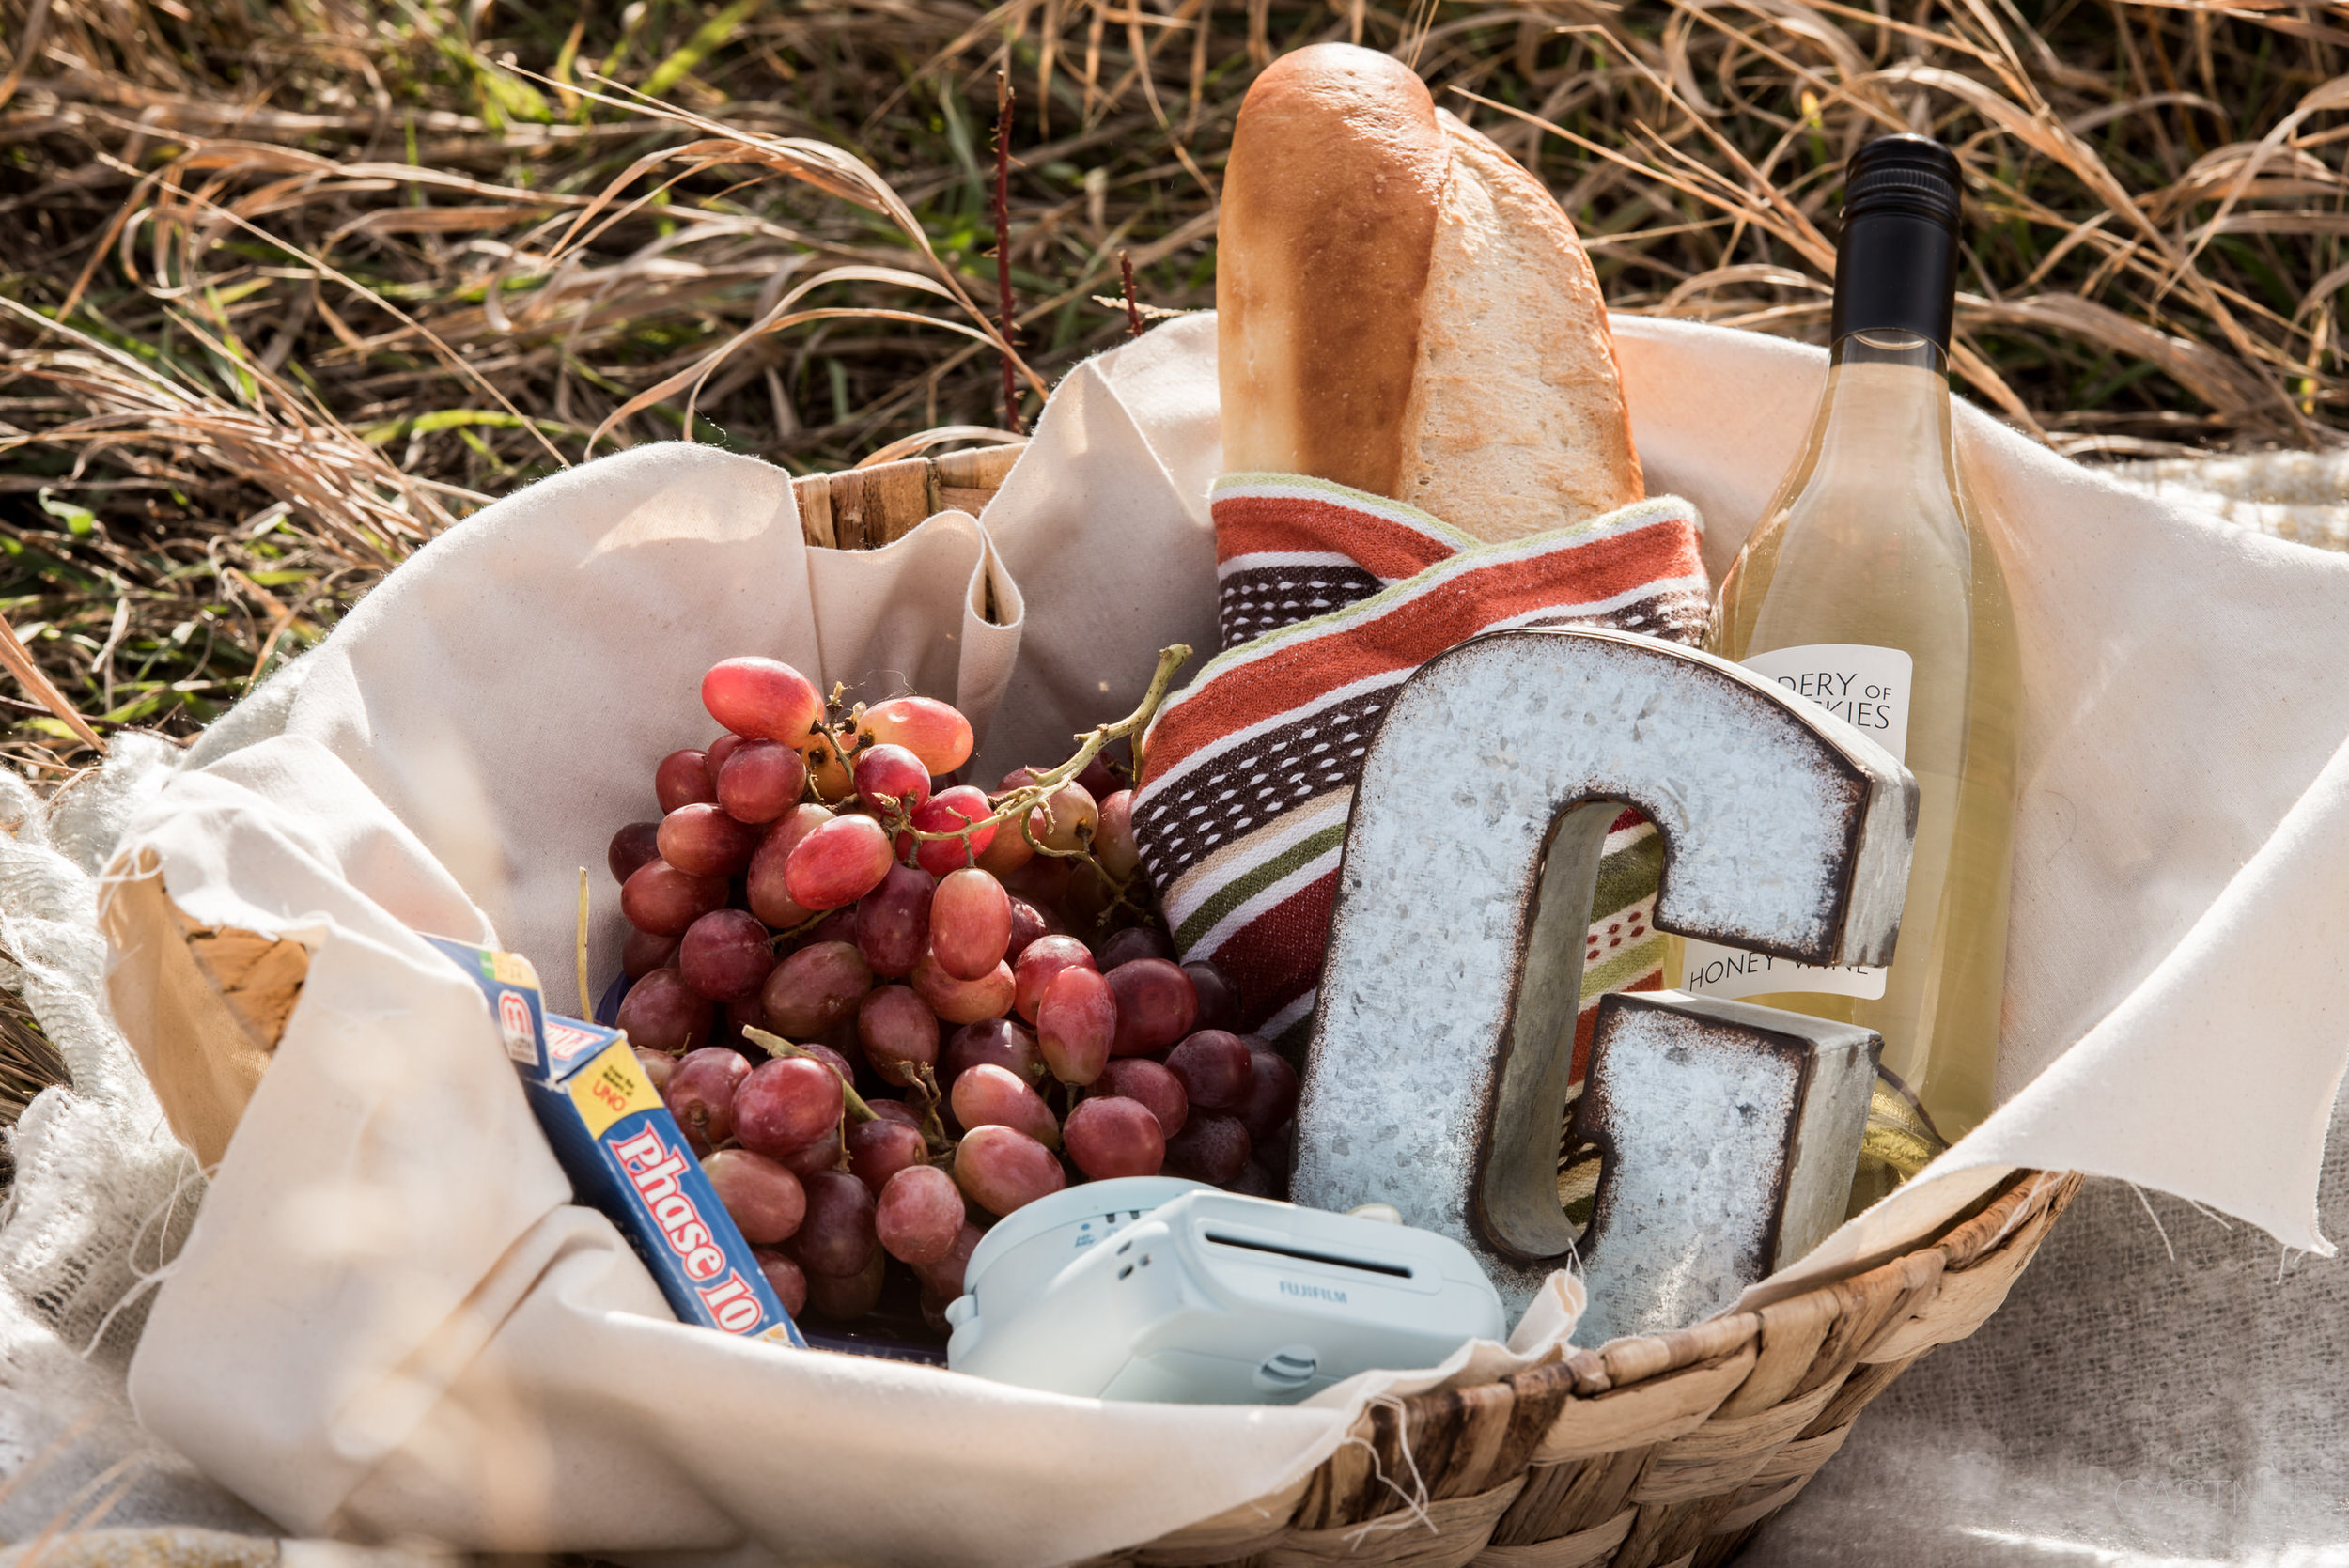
494, 988, 536, 1063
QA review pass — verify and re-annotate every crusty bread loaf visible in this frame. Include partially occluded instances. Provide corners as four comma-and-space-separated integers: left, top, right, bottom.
1216, 46, 1449, 499
1400, 113, 1644, 536
1219, 45, 1643, 541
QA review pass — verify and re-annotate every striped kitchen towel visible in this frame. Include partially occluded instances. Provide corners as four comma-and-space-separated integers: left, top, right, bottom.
1133, 473, 1711, 1057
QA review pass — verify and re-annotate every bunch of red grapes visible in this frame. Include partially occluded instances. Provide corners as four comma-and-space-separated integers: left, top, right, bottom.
606, 656, 1299, 1332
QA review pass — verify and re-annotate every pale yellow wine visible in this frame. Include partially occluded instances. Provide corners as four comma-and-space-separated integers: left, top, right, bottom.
1696, 329, 2020, 1204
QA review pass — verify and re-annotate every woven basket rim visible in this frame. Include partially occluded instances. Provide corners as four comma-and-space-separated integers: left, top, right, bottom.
1141, 1166, 2081, 1563
792, 439, 1025, 551
1547, 1164, 2069, 1398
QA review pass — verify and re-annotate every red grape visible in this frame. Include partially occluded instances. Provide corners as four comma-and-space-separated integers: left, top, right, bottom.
734, 1055, 847, 1157
620, 968, 713, 1055
911, 952, 1017, 1026
950, 1063, 1061, 1148
760, 941, 874, 1037
746, 804, 832, 928
679, 908, 777, 1002
784, 815, 894, 911
931, 868, 1012, 981
857, 985, 941, 1085
914, 1220, 984, 1301
658, 803, 760, 878
720, 998, 769, 1053
846, 1116, 929, 1197
1231, 1160, 1277, 1199
795, 1169, 879, 1276
876, 1164, 966, 1265
620, 861, 728, 937
717, 739, 809, 824
608, 821, 661, 884
1096, 789, 1141, 880
1037, 966, 1116, 1086
1255, 1122, 1293, 1180
852, 743, 933, 815
869, 1097, 922, 1126
954, 1125, 1066, 1217
943, 1017, 1043, 1085
900, 785, 997, 876
997, 853, 1067, 908
781, 1129, 846, 1178
663, 1045, 749, 1151
1097, 1058, 1188, 1139
1004, 898, 1052, 963
1028, 780, 1098, 853
621, 927, 681, 980
1064, 1095, 1166, 1180
1077, 756, 1121, 800
1165, 1030, 1254, 1112
702, 1148, 807, 1245
1014, 936, 1096, 1023
808, 906, 860, 947
1063, 862, 1118, 926
862, 695, 973, 774
1164, 1112, 1252, 1185
974, 818, 1035, 877
1096, 925, 1174, 971
1239, 1047, 1300, 1140
820, 1025, 874, 1081
855, 862, 934, 978
703, 657, 824, 743
788, 1037, 857, 1086
705, 732, 745, 784
656, 749, 717, 813
633, 1046, 677, 1093
802, 1244, 885, 1321
1107, 958, 1197, 1057
753, 1247, 809, 1316
1184, 960, 1242, 1033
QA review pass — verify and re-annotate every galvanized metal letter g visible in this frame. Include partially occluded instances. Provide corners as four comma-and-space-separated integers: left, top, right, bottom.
1289, 627, 1917, 1317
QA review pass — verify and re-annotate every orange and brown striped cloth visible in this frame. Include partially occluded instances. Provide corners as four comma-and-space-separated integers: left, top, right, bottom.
1132, 474, 1711, 1062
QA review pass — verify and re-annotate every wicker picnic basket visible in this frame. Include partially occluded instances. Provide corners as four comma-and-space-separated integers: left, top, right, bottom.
796, 437, 2079, 1568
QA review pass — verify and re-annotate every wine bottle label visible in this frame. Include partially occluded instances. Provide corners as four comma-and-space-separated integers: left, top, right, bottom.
1678, 644, 1913, 1001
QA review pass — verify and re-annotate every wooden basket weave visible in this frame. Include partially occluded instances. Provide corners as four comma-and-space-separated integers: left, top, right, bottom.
790, 442, 1026, 551
804, 439, 2078, 1568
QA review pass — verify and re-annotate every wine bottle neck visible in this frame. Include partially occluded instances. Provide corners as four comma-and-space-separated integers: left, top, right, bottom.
1798, 331, 1958, 494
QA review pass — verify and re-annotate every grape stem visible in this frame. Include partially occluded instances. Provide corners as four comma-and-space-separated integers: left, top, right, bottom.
575, 866, 593, 1018
908, 1063, 955, 1153
770, 907, 832, 948
1014, 805, 1154, 931
743, 1026, 878, 1124
887, 642, 1190, 860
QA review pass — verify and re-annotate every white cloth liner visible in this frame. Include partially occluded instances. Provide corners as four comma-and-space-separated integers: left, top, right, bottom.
96, 313, 2349, 1564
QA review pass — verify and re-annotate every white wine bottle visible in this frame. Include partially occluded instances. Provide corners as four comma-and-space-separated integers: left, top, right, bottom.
1676, 136, 2019, 1211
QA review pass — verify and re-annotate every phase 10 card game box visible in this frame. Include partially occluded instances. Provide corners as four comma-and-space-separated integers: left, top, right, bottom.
422, 935, 803, 1348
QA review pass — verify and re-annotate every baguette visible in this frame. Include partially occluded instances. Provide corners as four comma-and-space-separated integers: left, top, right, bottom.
1219, 44, 1643, 541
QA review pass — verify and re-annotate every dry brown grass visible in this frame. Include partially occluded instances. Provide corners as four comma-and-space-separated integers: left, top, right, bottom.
0, 0, 2344, 1107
